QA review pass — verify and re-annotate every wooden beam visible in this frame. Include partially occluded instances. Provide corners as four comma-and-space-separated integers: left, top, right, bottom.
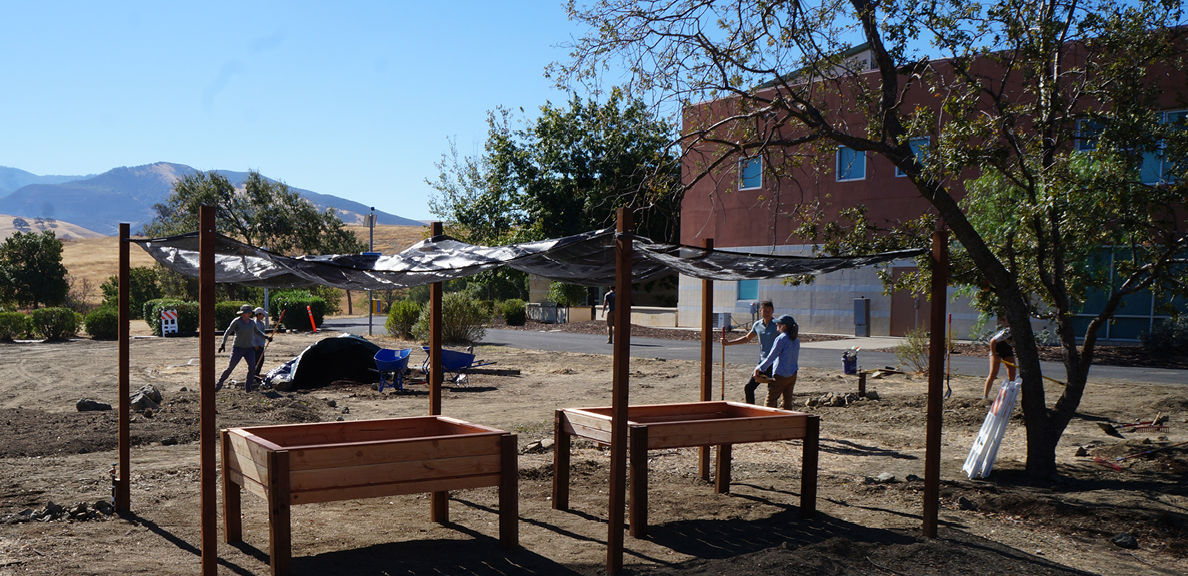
221, 429, 243, 544
116, 223, 130, 512
267, 450, 292, 576
498, 433, 519, 549
628, 425, 648, 538
428, 221, 448, 523
607, 206, 633, 574
923, 228, 948, 537
199, 206, 218, 575
551, 410, 571, 510
699, 238, 713, 481
801, 415, 819, 518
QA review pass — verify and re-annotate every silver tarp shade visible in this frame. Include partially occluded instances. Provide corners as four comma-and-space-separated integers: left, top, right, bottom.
132, 228, 923, 289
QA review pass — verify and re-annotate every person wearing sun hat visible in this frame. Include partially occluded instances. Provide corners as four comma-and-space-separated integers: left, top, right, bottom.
752, 314, 800, 409
216, 304, 271, 392
251, 307, 270, 386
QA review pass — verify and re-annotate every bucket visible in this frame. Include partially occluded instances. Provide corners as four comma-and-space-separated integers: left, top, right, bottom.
841, 349, 858, 375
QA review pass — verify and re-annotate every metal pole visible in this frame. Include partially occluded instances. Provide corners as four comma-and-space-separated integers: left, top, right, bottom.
199, 206, 218, 574
923, 227, 948, 538
607, 207, 633, 574
116, 223, 130, 512
698, 238, 714, 481
368, 208, 375, 336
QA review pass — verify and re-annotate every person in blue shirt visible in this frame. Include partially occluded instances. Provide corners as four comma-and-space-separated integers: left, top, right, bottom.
753, 314, 800, 409
722, 300, 780, 404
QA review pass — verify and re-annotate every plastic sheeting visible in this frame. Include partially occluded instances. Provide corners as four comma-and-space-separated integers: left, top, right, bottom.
131, 228, 923, 289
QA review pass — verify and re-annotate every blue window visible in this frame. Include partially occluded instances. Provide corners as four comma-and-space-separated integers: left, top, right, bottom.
1141, 110, 1186, 185
739, 157, 762, 190
1075, 119, 1103, 152
836, 146, 865, 181
737, 279, 758, 301
895, 137, 930, 177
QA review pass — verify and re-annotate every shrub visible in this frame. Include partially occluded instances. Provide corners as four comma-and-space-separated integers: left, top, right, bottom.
1142, 316, 1188, 355
386, 300, 422, 339
30, 307, 81, 341
99, 267, 162, 319
476, 299, 496, 319
546, 282, 588, 307
0, 312, 29, 341
894, 327, 930, 374
411, 293, 489, 344
271, 290, 328, 331
84, 307, 119, 340
143, 299, 200, 335
216, 301, 254, 330
501, 299, 527, 326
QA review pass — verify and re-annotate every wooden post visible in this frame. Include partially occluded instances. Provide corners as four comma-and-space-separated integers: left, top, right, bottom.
499, 433, 519, 549
199, 206, 218, 575
116, 223, 130, 512
858, 371, 867, 397
714, 444, 732, 493
428, 221, 448, 523
628, 425, 649, 539
221, 430, 242, 544
552, 410, 571, 510
607, 207, 633, 574
699, 238, 713, 481
267, 450, 292, 576
923, 228, 948, 538
801, 415, 819, 518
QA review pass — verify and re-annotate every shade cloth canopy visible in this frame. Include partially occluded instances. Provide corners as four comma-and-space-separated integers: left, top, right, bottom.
131, 228, 924, 289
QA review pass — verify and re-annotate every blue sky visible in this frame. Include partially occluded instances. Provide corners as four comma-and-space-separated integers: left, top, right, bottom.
0, 1, 601, 222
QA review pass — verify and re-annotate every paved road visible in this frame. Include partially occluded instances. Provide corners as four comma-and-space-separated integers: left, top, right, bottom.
323, 317, 1185, 386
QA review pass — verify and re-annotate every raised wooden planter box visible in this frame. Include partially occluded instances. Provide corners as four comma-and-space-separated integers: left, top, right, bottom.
552, 401, 818, 537
222, 416, 518, 576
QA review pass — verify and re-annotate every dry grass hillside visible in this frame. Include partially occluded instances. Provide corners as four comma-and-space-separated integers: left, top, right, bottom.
58, 225, 428, 306
0, 213, 104, 241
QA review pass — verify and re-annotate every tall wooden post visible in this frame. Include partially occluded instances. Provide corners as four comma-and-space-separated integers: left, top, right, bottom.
428, 221, 448, 523
607, 207, 633, 574
698, 238, 714, 481
199, 206, 218, 574
116, 223, 130, 513
923, 227, 948, 538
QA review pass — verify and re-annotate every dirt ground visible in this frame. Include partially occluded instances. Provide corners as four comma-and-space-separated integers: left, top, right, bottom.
1, 325, 1185, 575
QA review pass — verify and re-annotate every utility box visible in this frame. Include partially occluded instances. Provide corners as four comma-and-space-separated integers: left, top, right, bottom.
853, 298, 870, 337
713, 312, 732, 331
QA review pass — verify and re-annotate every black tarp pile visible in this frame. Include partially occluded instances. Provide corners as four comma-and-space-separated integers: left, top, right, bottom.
132, 228, 923, 289
263, 333, 381, 390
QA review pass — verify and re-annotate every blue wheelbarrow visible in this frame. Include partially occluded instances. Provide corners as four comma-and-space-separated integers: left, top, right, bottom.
420, 346, 496, 387
373, 348, 412, 392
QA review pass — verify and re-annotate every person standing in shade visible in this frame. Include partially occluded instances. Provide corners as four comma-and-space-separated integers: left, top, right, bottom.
753, 314, 800, 410
982, 326, 1016, 399
251, 307, 269, 386
722, 300, 780, 404
602, 286, 616, 344
217, 304, 271, 392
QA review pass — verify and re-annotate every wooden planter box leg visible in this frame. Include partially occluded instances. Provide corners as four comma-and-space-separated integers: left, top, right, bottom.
267, 450, 291, 576
499, 433, 519, 549
801, 416, 819, 518
221, 430, 242, 544
552, 410, 570, 511
714, 444, 732, 494
628, 425, 648, 538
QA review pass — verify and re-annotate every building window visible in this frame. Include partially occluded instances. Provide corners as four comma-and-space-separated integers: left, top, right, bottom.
836, 146, 865, 181
895, 137, 930, 177
1075, 119, 1103, 152
739, 157, 762, 190
737, 279, 758, 301
1141, 109, 1186, 185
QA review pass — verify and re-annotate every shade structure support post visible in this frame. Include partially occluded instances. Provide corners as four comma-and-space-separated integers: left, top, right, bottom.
923, 227, 948, 538
428, 221, 448, 523
199, 206, 218, 575
607, 206, 633, 574
116, 223, 131, 513
698, 238, 714, 481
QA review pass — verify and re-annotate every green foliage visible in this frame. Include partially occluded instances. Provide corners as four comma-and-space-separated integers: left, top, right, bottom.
29, 307, 81, 341
385, 300, 423, 339
99, 267, 162, 320
0, 311, 29, 340
406, 285, 430, 304
546, 282, 588, 307
410, 292, 489, 344
143, 299, 200, 335
0, 230, 69, 308
500, 299, 527, 326
270, 290, 327, 331
144, 169, 366, 256
1142, 316, 1188, 355
308, 285, 343, 316
216, 301, 254, 330
427, 89, 682, 246
84, 307, 119, 340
